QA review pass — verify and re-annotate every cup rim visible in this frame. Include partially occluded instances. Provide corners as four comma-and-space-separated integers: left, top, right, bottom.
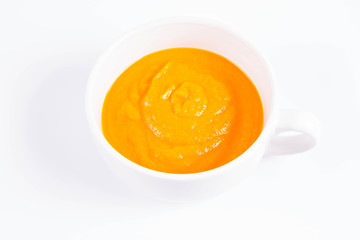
85, 16, 278, 181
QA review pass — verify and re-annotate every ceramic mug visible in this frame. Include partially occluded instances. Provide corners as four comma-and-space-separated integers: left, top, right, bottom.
85, 18, 321, 202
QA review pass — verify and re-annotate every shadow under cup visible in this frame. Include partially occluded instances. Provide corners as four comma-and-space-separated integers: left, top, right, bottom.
86, 20, 277, 202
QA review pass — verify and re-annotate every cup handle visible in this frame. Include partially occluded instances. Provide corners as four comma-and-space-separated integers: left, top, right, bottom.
265, 109, 321, 157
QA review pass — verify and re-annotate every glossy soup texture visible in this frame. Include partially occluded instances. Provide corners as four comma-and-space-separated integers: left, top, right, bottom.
101, 48, 264, 173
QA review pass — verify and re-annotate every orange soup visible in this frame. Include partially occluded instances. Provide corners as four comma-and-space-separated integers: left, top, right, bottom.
102, 48, 263, 173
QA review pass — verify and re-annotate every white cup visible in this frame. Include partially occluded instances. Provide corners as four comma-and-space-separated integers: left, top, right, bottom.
85, 18, 321, 202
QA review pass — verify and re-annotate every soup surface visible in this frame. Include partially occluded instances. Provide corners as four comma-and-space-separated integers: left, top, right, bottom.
102, 48, 263, 173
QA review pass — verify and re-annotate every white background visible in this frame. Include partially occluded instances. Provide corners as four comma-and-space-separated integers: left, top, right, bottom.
1, 0, 360, 239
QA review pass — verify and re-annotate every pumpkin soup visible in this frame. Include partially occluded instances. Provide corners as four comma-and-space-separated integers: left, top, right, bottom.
101, 48, 263, 173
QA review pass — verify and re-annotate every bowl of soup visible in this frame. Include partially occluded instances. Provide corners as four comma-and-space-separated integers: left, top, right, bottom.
86, 17, 320, 202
